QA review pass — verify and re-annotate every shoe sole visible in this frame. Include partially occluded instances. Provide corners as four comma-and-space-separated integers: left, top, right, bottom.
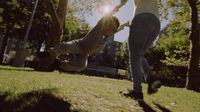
152, 80, 162, 90
148, 80, 162, 94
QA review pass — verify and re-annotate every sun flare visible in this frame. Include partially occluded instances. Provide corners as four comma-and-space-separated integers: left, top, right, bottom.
102, 5, 112, 14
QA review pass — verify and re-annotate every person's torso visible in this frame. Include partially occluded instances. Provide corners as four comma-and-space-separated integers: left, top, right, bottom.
133, 0, 159, 18
79, 26, 108, 55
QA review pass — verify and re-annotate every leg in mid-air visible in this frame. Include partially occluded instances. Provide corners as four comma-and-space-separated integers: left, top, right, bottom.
142, 58, 161, 94
29, 40, 85, 71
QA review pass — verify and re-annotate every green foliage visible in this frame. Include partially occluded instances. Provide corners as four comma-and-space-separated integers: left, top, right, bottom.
63, 15, 91, 41
142, 0, 194, 81
0, 0, 51, 43
64, 15, 80, 40
118, 42, 127, 57
0, 0, 117, 46
117, 42, 129, 70
158, 35, 190, 67
157, 0, 191, 67
0, 0, 92, 52
159, 0, 190, 20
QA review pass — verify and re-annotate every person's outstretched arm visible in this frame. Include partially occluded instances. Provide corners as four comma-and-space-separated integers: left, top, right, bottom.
106, 0, 128, 16
117, 21, 131, 32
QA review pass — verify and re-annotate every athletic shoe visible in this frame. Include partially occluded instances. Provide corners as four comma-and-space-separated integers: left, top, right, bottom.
147, 77, 162, 94
123, 89, 144, 101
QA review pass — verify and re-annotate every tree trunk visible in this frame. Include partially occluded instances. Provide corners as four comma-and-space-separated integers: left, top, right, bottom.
186, 0, 200, 92
0, 23, 14, 64
13, 0, 39, 67
44, 0, 68, 50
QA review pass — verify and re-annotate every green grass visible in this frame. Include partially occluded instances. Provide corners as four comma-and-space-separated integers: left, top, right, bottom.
0, 65, 200, 112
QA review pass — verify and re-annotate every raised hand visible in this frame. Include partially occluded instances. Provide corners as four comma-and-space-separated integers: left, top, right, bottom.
106, 0, 128, 16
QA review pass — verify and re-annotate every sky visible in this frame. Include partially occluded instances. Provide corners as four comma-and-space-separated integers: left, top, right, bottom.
85, 0, 169, 42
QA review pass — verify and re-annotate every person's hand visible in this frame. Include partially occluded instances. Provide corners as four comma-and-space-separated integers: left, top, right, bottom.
116, 21, 130, 32
124, 21, 131, 27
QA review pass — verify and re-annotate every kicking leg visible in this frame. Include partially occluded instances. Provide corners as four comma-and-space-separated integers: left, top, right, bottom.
142, 58, 161, 94
32, 40, 84, 71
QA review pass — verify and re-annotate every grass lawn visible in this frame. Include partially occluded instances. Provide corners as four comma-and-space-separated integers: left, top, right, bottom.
0, 65, 200, 112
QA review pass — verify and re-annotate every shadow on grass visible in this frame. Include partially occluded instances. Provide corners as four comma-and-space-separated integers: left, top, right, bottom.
0, 89, 87, 112
138, 101, 156, 112
138, 101, 171, 112
154, 103, 171, 112
120, 90, 171, 112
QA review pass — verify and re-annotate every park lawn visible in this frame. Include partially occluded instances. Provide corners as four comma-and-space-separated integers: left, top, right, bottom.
0, 65, 199, 112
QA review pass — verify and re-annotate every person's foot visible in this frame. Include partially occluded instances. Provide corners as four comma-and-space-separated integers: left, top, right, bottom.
147, 77, 162, 94
122, 89, 143, 101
